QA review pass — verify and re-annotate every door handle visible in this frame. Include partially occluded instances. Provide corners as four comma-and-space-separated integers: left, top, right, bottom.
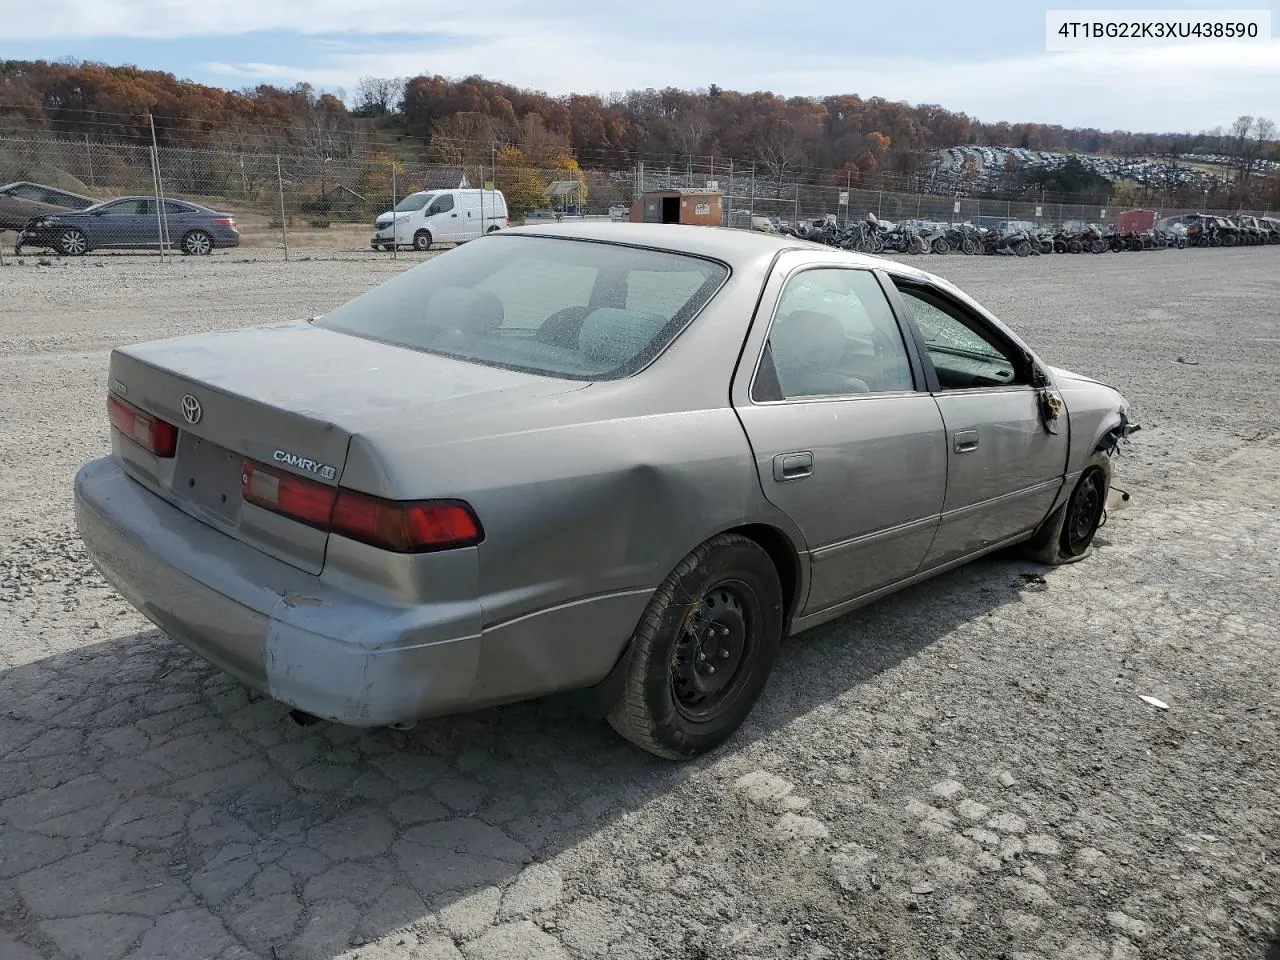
953, 430, 980, 453
773, 451, 814, 482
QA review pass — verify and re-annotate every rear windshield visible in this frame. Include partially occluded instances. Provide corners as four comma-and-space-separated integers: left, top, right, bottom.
314, 235, 728, 380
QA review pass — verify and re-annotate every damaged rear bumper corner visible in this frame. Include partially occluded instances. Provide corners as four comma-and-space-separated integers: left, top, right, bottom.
73, 455, 485, 727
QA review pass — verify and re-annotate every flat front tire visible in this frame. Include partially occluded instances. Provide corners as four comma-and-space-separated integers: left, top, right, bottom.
1021, 452, 1113, 565
607, 534, 784, 760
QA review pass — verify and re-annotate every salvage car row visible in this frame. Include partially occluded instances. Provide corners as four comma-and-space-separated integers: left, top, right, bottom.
2, 181, 241, 256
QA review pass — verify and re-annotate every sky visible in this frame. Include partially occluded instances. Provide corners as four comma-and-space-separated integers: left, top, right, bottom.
2, 0, 1279, 134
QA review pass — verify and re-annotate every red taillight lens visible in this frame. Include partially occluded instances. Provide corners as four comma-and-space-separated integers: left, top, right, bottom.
242, 460, 336, 529
107, 394, 178, 457
240, 460, 483, 553
216, 217, 236, 228
332, 491, 482, 553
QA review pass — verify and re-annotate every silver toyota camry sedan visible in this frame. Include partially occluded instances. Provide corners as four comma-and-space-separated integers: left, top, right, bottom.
74, 223, 1138, 760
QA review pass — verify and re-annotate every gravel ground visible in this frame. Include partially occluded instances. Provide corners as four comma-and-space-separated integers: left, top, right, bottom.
1, 247, 1277, 960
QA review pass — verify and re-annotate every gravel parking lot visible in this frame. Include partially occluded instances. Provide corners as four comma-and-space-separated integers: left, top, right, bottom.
1, 246, 1277, 960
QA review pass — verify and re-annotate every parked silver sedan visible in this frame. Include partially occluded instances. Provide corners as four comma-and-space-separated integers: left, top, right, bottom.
74, 223, 1138, 760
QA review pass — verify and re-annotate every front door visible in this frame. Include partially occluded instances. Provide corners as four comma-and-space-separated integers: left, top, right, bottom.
889, 280, 1069, 569
86, 198, 149, 248
733, 264, 947, 615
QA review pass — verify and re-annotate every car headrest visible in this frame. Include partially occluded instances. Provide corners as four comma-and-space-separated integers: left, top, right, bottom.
425, 285, 505, 334
577, 307, 668, 369
770, 310, 847, 371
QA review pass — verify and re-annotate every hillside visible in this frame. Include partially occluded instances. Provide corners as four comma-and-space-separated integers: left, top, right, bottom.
1, 59, 1276, 206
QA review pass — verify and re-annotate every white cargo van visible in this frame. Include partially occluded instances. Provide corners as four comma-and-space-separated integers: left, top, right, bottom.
371, 189, 509, 251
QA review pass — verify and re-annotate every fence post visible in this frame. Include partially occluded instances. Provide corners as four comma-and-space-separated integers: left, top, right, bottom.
148, 114, 167, 263
877, 191, 882, 218
726, 159, 733, 228
84, 133, 95, 190
276, 155, 289, 262
749, 162, 755, 219
793, 183, 799, 225
390, 161, 397, 261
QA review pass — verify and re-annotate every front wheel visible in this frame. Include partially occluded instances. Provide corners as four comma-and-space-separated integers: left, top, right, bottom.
931, 238, 949, 254
413, 230, 432, 251
182, 230, 213, 256
607, 533, 784, 760
961, 239, 978, 255
1022, 453, 1112, 565
907, 236, 925, 255
1015, 240, 1031, 257
59, 228, 88, 256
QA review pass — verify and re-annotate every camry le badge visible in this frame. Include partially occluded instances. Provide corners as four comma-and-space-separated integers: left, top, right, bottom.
274, 449, 337, 481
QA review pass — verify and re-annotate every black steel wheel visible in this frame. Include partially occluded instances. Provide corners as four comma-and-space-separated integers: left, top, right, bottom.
669, 580, 758, 722
1061, 468, 1106, 557
1022, 452, 1112, 565
608, 533, 784, 760
413, 229, 432, 251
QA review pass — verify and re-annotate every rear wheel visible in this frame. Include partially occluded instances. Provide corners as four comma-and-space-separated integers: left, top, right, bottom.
413, 230, 432, 251
486, 225, 500, 234
932, 238, 949, 254
1015, 240, 1031, 257
59, 228, 88, 256
607, 534, 784, 760
1022, 453, 1112, 565
961, 239, 978, 255
907, 236, 925, 255
182, 230, 213, 256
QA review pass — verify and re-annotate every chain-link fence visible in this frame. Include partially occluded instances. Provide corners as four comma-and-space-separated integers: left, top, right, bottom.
1, 134, 1275, 264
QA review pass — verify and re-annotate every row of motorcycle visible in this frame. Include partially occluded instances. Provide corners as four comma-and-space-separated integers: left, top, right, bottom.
778, 214, 1241, 257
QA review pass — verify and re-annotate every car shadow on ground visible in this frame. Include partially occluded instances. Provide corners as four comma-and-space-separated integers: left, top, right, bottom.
0, 551, 1053, 959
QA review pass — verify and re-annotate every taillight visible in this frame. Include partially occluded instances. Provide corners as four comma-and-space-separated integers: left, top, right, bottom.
242, 459, 335, 529
216, 217, 236, 229
240, 460, 483, 553
108, 394, 178, 457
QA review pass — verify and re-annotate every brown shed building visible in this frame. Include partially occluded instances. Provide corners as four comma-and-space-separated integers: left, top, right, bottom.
630, 189, 723, 226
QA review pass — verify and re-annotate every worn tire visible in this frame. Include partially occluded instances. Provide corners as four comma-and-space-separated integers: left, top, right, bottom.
1021, 452, 1112, 565
607, 533, 784, 760
413, 230, 432, 251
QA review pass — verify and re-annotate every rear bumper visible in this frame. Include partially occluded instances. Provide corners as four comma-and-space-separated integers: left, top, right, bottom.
73, 456, 485, 726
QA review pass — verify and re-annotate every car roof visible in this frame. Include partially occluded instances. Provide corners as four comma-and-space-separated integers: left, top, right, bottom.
500, 222, 925, 277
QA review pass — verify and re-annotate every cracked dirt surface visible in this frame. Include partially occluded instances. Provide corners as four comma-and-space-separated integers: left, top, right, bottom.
1, 248, 1278, 959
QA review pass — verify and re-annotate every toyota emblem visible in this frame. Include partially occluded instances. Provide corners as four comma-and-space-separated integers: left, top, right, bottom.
180, 394, 202, 425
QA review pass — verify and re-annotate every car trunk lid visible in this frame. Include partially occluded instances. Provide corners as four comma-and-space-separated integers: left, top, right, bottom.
107, 320, 575, 575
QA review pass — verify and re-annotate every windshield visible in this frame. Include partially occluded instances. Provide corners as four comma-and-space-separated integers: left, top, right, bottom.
314, 235, 728, 380
393, 192, 435, 213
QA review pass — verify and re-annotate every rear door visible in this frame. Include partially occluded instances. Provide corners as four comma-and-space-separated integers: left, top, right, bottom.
462, 192, 483, 239
162, 200, 196, 247
888, 279, 1068, 569
732, 256, 946, 616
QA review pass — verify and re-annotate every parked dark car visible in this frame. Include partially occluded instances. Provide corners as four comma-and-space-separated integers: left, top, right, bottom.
16, 196, 240, 256
0, 181, 97, 230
